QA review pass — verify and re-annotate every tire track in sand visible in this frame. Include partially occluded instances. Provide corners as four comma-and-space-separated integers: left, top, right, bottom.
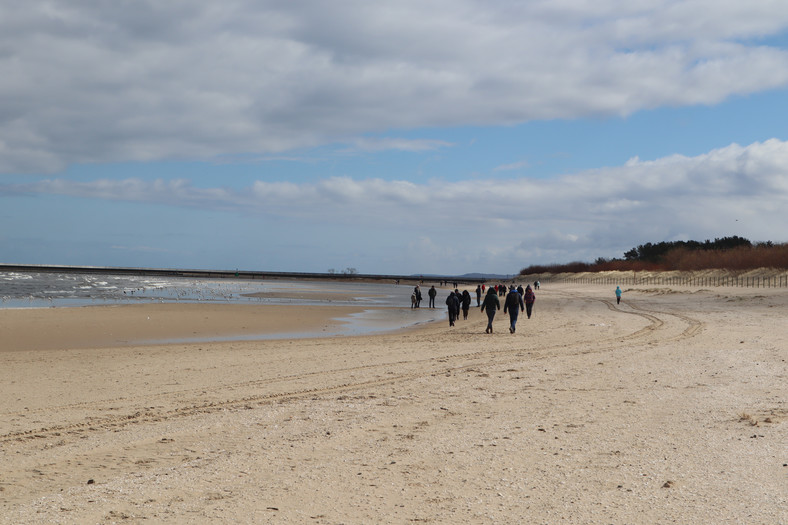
1, 291, 704, 444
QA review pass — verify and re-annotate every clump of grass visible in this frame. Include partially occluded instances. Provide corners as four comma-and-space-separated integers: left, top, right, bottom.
738, 412, 758, 426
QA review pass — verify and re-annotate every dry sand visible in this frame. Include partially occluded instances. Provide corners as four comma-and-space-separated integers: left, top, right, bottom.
1, 283, 786, 524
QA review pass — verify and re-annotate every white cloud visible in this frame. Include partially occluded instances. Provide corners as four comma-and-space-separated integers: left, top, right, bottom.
20, 139, 787, 212
347, 137, 454, 153
2, 1, 788, 173
407, 236, 444, 259
12, 139, 788, 268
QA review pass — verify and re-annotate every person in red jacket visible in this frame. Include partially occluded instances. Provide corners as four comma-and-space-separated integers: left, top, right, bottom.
524, 284, 536, 318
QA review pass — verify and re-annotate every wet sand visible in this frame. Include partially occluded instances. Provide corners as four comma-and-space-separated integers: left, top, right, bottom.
0, 303, 368, 352
1, 283, 786, 523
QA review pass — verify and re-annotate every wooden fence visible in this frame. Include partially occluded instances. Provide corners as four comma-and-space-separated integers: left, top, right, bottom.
536, 275, 788, 288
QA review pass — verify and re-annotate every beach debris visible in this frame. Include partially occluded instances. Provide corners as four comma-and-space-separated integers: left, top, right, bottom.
661, 480, 673, 488
87, 479, 94, 485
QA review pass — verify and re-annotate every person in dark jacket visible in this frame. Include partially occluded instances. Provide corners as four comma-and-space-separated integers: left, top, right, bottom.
461, 290, 472, 320
503, 286, 525, 334
475, 285, 482, 307
428, 285, 437, 308
480, 287, 500, 333
445, 291, 461, 326
524, 284, 536, 318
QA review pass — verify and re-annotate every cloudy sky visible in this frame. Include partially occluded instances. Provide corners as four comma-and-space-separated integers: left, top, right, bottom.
2, 1, 788, 276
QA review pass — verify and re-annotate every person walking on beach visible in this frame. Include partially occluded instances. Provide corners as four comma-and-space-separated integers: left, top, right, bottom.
503, 285, 525, 334
428, 285, 437, 308
475, 285, 482, 307
414, 285, 422, 308
446, 291, 460, 326
461, 289, 472, 320
524, 284, 536, 318
480, 287, 500, 334
615, 286, 622, 305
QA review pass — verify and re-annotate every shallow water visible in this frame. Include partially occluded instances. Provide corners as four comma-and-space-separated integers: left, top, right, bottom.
0, 271, 412, 307
0, 271, 447, 336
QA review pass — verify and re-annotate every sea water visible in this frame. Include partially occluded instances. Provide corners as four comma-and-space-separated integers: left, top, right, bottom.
0, 271, 447, 336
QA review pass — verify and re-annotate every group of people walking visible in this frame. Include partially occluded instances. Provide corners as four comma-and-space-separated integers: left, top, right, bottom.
421, 282, 537, 334
414, 281, 624, 334
480, 284, 536, 333
444, 288, 473, 326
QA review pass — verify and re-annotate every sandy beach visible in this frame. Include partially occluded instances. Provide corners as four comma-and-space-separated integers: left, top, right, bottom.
1, 283, 786, 524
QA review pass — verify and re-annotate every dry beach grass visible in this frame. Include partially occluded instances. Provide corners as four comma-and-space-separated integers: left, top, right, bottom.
1, 282, 786, 523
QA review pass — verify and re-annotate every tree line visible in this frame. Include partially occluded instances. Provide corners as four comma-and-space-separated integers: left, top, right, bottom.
520, 236, 788, 275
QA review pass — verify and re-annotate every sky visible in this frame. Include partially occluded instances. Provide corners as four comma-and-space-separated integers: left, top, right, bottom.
2, 1, 788, 276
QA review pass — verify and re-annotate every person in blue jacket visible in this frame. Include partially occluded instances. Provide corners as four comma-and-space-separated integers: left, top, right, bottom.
503, 285, 525, 334
615, 286, 622, 304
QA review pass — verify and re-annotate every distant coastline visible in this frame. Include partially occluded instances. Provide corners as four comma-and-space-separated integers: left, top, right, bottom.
0, 263, 488, 284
